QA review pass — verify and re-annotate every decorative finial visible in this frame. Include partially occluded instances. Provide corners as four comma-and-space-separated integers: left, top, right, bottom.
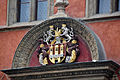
55, 0, 69, 7
49, 0, 69, 18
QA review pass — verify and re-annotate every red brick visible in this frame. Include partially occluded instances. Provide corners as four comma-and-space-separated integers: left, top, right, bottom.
0, 0, 7, 26
0, 30, 28, 70
89, 20, 120, 64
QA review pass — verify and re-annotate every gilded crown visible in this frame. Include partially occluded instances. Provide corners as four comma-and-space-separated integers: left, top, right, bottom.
49, 25, 54, 28
63, 40, 66, 43
62, 24, 66, 27
40, 44, 44, 48
72, 40, 77, 44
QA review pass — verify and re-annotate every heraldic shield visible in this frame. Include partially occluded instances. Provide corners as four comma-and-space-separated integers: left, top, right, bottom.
49, 44, 66, 64
37, 24, 80, 65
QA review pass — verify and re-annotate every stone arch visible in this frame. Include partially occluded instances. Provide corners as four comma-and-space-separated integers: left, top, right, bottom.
12, 17, 106, 68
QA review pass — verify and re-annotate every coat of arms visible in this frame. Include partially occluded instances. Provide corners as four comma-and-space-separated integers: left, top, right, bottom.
37, 24, 80, 65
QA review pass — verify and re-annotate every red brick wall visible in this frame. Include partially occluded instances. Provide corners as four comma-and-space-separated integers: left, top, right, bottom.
0, 30, 28, 70
54, 0, 86, 18
88, 20, 120, 64
0, 20, 120, 70
0, 0, 120, 70
0, 0, 7, 26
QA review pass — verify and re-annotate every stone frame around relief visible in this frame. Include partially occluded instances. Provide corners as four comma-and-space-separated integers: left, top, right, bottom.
12, 17, 99, 68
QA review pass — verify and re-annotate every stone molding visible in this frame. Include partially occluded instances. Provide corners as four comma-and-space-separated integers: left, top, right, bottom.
2, 61, 120, 80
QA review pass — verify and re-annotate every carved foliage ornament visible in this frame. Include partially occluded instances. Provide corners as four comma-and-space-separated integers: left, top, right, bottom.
37, 24, 80, 65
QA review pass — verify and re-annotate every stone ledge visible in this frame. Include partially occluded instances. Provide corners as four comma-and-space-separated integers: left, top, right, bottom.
1, 60, 120, 80
0, 15, 120, 32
